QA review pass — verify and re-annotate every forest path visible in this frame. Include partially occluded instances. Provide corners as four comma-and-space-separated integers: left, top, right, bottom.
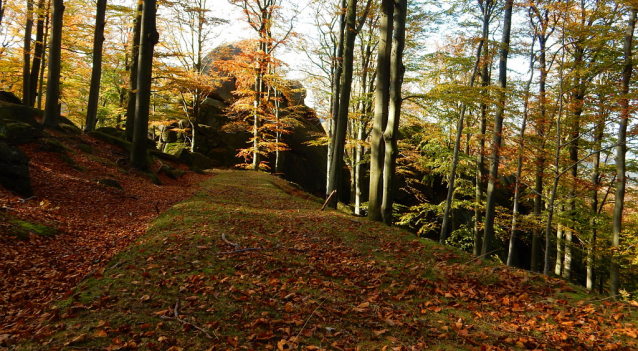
9, 170, 638, 350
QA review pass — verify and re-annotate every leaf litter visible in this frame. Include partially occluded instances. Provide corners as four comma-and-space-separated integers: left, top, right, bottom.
2, 137, 638, 350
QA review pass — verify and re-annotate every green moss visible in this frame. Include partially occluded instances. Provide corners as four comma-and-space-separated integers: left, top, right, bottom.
76, 143, 93, 154
4, 215, 57, 239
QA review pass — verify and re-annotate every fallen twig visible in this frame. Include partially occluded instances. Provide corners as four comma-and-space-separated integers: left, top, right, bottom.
221, 233, 239, 250
201, 186, 216, 194
217, 244, 283, 255
295, 297, 327, 341
18, 196, 37, 203
159, 299, 217, 339
321, 190, 337, 211
155, 160, 164, 175
464, 249, 500, 265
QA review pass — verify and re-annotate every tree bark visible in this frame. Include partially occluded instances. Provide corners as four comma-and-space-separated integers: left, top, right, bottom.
610, 6, 636, 298
368, 0, 393, 221
42, 0, 64, 128
380, 0, 407, 224
326, 0, 347, 195
507, 46, 535, 266
441, 37, 484, 244
130, 0, 159, 170
474, 0, 492, 256
481, 0, 512, 259
36, 4, 49, 110
126, 0, 143, 141
85, 0, 108, 132
23, 0, 34, 105
530, 5, 551, 272
555, 222, 563, 275
327, 0, 357, 208
28, 0, 45, 106
587, 103, 605, 290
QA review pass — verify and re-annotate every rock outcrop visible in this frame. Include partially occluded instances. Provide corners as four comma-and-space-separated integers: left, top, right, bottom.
170, 44, 330, 195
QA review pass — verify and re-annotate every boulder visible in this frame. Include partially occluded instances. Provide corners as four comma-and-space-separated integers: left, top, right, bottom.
0, 91, 22, 104
0, 102, 42, 128
0, 141, 32, 197
5, 121, 43, 144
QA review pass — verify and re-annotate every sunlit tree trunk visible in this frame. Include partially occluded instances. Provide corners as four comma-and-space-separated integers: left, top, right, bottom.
126, 1, 142, 140
610, 6, 636, 298
36, 6, 49, 110
42, 0, 64, 128
474, 0, 492, 256
482, 0, 512, 259
587, 102, 605, 290
326, 0, 347, 195
85, 0, 107, 132
507, 46, 535, 266
327, 0, 357, 208
368, 0, 393, 221
131, 0, 159, 170
380, 0, 407, 224
530, 4, 552, 272
555, 221, 563, 275
441, 37, 484, 244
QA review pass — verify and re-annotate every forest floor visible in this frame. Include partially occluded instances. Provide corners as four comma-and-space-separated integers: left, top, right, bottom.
2, 135, 638, 350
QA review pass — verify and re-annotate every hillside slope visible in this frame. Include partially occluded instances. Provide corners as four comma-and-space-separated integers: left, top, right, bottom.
8, 170, 638, 350
0, 129, 212, 345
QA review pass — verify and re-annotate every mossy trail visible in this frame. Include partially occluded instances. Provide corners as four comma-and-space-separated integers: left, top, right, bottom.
17, 170, 638, 351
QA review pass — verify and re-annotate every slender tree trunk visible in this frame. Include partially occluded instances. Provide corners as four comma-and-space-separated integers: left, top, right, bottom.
531, 17, 550, 272
555, 222, 563, 275
563, 225, 572, 279
23, 0, 34, 105
481, 0, 512, 259
441, 38, 484, 244
327, 0, 358, 208
126, 0, 143, 141
326, 0, 347, 195
85, 0, 107, 132
543, 36, 566, 275
368, 0, 393, 221
28, 0, 45, 107
36, 7, 49, 111
610, 6, 636, 298
130, 0, 159, 170
507, 47, 535, 266
587, 108, 605, 290
42, 0, 64, 128
380, 0, 407, 224
474, 0, 492, 256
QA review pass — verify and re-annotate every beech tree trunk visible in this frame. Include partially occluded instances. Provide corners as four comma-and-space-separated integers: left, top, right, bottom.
474, 0, 492, 256
587, 108, 605, 290
380, 0, 407, 224
327, 0, 357, 208
507, 47, 535, 266
28, 0, 46, 107
610, 6, 636, 298
23, 0, 33, 105
85, 0, 107, 132
555, 221, 563, 275
481, 0, 512, 259
326, 0, 347, 195
368, 0, 393, 221
441, 37, 484, 244
530, 5, 551, 272
130, 0, 159, 170
36, 7, 49, 110
42, 0, 64, 128
126, 0, 143, 141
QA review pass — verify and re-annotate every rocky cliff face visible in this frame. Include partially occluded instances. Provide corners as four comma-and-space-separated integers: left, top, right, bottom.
181, 44, 329, 195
